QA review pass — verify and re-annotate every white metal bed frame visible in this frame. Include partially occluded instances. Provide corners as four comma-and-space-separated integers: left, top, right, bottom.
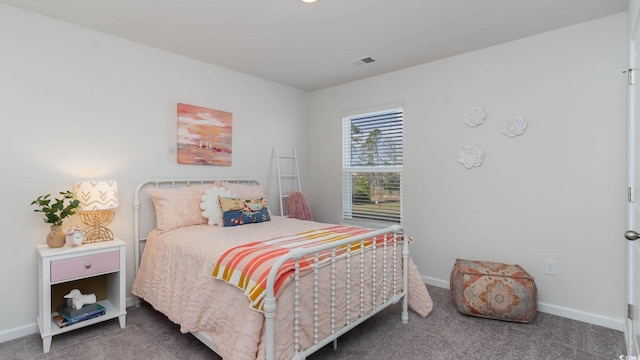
133, 178, 410, 360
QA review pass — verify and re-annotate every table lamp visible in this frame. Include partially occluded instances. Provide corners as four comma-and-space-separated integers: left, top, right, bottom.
73, 180, 118, 242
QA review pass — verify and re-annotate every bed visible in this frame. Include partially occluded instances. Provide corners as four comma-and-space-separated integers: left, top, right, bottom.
131, 179, 433, 360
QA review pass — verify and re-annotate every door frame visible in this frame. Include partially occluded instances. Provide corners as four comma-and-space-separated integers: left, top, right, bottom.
627, 0, 640, 355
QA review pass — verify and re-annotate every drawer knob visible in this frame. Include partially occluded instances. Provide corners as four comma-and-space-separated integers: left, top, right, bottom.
85, 263, 91, 269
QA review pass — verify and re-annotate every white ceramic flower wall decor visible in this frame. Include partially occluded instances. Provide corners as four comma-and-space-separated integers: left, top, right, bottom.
464, 107, 486, 127
502, 116, 527, 137
458, 144, 484, 169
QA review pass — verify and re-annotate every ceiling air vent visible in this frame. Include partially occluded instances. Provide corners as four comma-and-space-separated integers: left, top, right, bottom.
348, 57, 376, 66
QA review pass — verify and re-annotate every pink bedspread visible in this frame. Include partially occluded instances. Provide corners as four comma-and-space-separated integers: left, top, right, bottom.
131, 216, 432, 360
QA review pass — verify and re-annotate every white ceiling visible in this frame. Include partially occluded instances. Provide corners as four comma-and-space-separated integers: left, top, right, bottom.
0, 0, 628, 91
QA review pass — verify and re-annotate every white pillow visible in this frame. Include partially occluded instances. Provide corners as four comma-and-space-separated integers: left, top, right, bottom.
200, 186, 233, 226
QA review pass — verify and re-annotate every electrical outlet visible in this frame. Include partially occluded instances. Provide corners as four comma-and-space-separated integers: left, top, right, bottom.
544, 259, 557, 276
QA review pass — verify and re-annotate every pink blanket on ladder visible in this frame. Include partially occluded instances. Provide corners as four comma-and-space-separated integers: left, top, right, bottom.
286, 191, 313, 220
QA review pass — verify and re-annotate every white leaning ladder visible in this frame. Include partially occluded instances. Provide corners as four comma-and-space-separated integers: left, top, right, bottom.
275, 147, 302, 217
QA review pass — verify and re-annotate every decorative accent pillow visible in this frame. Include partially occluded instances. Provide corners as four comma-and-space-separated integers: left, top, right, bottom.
200, 186, 233, 226
219, 196, 271, 227
148, 184, 212, 233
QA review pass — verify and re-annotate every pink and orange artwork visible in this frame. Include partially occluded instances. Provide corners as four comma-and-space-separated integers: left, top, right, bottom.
177, 103, 232, 165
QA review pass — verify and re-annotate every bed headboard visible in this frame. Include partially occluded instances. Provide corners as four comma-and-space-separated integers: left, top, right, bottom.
133, 178, 259, 276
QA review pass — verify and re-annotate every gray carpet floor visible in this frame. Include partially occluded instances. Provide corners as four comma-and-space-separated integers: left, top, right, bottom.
0, 285, 626, 359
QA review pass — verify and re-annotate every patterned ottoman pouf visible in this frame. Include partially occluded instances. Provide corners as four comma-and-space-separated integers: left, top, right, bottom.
450, 258, 537, 323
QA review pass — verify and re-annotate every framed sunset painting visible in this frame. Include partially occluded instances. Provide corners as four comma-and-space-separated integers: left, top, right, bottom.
177, 103, 232, 165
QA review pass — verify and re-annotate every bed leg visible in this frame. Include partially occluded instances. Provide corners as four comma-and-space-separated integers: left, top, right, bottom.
401, 295, 409, 324
332, 339, 338, 350
264, 296, 276, 360
134, 297, 141, 308
401, 235, 410, 324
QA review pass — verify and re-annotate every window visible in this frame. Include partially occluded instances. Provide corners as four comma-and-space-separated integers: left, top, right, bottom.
342, 108, 403, 226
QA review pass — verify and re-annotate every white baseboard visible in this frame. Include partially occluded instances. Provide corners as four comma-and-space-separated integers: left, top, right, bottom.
537, 301, 624, 331
423, 275, 450, 289
0, 296, 139, 344
423, 275, 625, 331
1, 284, 625, 344
0, 323, 38, 343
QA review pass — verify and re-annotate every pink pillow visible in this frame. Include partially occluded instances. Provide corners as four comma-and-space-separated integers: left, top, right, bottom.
220, 182, 266, 198
148, 184, 211, 232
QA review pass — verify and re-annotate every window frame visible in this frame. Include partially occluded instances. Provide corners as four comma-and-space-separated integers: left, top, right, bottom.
342, 107, 403, 228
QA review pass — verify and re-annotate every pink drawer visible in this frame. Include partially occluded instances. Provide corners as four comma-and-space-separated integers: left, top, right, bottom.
51, 250, 119, 283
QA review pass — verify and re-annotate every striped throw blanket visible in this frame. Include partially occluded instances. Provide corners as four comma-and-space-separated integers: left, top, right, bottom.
212, 225, 396, 311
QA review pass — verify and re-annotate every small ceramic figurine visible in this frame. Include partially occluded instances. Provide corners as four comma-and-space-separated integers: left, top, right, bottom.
64, 289, 97, 310
65, 226, 85, 247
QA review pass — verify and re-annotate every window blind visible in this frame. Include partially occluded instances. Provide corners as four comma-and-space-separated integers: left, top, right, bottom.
342, 109, 403, 224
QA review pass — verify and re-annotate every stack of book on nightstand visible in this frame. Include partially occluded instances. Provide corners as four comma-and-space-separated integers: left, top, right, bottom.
53, 303, 106, 328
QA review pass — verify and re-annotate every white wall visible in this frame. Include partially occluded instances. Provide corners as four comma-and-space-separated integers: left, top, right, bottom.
308, 13, 628, 329
0, 4, 309, 340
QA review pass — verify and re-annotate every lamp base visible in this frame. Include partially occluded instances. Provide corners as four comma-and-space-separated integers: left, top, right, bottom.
79, 210, 115, 243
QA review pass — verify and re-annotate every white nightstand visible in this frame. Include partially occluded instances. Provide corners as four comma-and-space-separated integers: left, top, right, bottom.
37, 238, 127, 353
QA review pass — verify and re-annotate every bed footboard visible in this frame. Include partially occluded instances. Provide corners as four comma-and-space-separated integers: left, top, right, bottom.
264, 224, 409, 360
